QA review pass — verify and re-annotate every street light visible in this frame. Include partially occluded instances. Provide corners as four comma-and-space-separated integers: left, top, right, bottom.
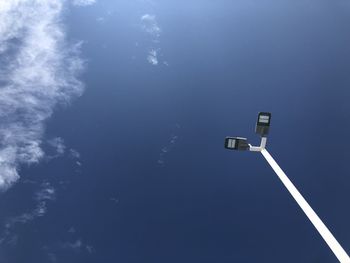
224, 137, 249, 151
224, 112, 350, 263
225, 112, 269, 152
255, 112, 271, 137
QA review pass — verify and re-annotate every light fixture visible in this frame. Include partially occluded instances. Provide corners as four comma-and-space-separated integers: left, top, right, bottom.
255, 112, 271, 137
223, 112, 350, 263
224, 137, 249, 151
224, 112, 271, 152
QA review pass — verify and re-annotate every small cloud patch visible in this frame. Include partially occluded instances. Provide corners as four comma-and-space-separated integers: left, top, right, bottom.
72, 0, 96, 6
141, 14, 161, 37
0, 182, 56, 245
158, 124, 181, 166
140, 13, 167, 66
147, 49, 159, 65
47, 137, 66, 158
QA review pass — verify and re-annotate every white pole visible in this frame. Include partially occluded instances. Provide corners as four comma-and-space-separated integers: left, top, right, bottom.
261, 149, 350, 263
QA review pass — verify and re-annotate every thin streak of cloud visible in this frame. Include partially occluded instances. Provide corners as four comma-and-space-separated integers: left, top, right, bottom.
69, 148, 83, 168
141, 14, 161, 37
62, 239, 94, 253
158, 124, 181, 166
68, 227, 76, 233
69, 148, 81, 159
63, 239, 83, 250
0, 182, 55, 245
44, 236, 94, 262
110, 197, 119, 204
72, 0, 96, 6
47, 252, 58, 263
96, 10, 113, 24
8, 182, 55, 225
47, 137, 66, 158
147, 49, 159, 65
141, 13, 166, 66
0, 0, 84, 190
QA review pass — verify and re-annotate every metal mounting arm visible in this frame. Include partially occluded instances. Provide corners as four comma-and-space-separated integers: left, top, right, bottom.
249, 137, 267, 152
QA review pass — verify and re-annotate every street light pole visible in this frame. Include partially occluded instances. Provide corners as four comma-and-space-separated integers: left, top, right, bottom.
261, 149, 350, 263
225, 112, 350, 263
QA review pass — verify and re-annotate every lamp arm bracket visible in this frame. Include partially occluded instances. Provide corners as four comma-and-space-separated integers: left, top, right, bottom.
249, 137, 267, 152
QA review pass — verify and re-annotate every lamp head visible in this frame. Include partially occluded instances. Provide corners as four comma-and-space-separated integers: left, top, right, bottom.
255, 112, 271, 137
224, 137, 249, 151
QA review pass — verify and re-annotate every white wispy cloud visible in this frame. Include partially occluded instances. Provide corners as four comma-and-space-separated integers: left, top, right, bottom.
62, 239, 94, 253
141, 14, 161, 37
47, 252, 58, 263
141, 13, 166, 66
110, 197, 119, 204
0, 182, 56, 245
158, 124, 180, 166
47, 137, 66, 158
68, 226, 76, 233
68, 148, 82, 168
35, 182, 56, 203
96, 10, 113, 24
69, 148, 81, 159
0, 0, 84, 190
63, 239, 83, 250
72, 0, 96, 6
8, 182, 55, 225
147, 49, 159, 65
43, 228, 94, 261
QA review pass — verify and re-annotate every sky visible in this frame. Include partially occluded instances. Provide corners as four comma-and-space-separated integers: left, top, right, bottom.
0, 0, 350, 262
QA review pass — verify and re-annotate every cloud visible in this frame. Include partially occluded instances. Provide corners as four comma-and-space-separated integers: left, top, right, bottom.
42, 227, 94, 261
0, 182, 56, 245
0, 0, 84, 190
47, 137, 66, 158
63, 239, 83, 250
96, 10, 113, 24
35, 182, 56, 203
9, 182, 55, 224
147, 49, 158, 65
110, 197, 119, 204
86, 245, 94, 253
158, 124, 180, 166
68, 148, 82, 168
72, 0, 96, 6
68, 227, 76, 234
47, 252, 58, 263
62, 239, 94, 253
69, 148, 81, 159
96, 17, 105, 23
141, 14, 161, 37
141, 14, 165, 66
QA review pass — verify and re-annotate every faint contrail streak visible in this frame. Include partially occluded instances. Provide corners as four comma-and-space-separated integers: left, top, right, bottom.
261, 149, 350, 263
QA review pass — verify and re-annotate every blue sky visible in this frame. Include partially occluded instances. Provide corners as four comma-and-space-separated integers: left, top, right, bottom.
0, 0, 350, 262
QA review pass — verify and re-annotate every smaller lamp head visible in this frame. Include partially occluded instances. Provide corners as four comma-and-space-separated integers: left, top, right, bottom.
255, 112, 271, 137
224, 137, 249, 151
